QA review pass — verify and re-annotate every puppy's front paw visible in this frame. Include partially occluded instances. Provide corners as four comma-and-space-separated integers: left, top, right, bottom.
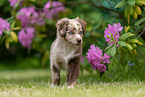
68, 85, 74, 89
51, 83, 56, 88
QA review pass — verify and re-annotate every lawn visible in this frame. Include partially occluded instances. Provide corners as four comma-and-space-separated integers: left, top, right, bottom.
0, 69, 144, 97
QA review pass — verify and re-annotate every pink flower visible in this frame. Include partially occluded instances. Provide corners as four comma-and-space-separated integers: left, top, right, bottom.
104, 23, 123, 45
86, 44, 102, 66
8, 0, 24, 8
18, 27, 35, 50
97, 64, 106, 72
17, 7, 45, 27
43, 1, 65, 19
8, 0, 19, 7
86, 44, 110, 72
102, 53, 110, 63
0, 18, 10, 36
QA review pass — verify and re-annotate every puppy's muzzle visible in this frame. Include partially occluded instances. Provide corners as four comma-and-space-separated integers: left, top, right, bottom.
77, 39, 81, 43
76, 38, 82, 45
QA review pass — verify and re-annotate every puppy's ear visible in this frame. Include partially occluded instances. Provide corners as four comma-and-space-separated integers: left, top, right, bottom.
56, 18, 69, 37
76, 17, 87, 35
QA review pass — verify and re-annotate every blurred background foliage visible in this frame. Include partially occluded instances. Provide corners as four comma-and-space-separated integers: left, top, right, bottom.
0, 0, 145, 78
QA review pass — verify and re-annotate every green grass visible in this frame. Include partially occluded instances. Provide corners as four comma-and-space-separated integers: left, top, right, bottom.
0, 69, 144, 97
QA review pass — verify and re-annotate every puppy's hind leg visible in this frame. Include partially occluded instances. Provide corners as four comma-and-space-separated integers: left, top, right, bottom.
51, 64, 60, 86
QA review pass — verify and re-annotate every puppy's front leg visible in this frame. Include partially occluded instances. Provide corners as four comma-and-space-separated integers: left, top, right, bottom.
51, 65, 60, 86
68, 57, 80, 86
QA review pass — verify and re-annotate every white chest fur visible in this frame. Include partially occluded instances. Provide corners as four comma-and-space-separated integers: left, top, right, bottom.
62, 46, 75, 64
53, 39, 77, 65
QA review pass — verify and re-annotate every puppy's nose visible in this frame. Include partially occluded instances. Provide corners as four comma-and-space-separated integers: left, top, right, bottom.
77, 39, 81, 43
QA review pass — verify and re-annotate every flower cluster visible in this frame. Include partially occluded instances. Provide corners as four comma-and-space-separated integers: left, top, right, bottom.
16, 1, 65, 27
18, 27, 35, 50
104, 23, 123, 45
43, 1, 65, 19
0, 18, 10, 36
86, 44, 110, 72
15, 1, 65, 49
17, 7, 45, 27
7, 1, 65, 49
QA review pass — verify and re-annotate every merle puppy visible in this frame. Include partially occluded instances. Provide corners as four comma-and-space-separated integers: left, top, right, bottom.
50, 17, 86, 88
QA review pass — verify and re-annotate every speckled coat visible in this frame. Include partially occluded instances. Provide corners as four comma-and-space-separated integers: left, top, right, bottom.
50, 17, 86, 87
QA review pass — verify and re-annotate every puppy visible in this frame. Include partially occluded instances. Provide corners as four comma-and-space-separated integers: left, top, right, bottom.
50, 17, 86, 87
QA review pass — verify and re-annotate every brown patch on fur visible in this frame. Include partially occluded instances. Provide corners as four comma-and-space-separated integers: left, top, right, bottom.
51, 65, 60, 85
76, 17, 87, 35
56, 57, 66, 69
52, 65, 59, 73
56, 18, 69, 37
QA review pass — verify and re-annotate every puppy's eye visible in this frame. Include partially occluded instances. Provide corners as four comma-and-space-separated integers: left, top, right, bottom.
69, 32, 74, 35
79, 31, 83, 34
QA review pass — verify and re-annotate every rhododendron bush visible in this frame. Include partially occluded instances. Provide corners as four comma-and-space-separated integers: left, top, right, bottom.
0, 0, 66, 66
5, 0, 65, 50
86, 23, 143, 74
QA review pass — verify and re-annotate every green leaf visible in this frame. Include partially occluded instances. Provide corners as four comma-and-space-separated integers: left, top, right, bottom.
11, 27, 21, 30
132, 49, 137, 55
119, 32, 134, 40
117, 41, 126, 46
3, 30, 11, 35
131, 44, 137, 48
136, 41, 143, 45
115, 0, 127, 8
114, 32, 117, 37
14, 1, 20, 8
125, 26, 130, 33
119, 32, 130, 40
109, 40, 114, 44
123, 34, 135, 40
7, 36, 13, 43
11, 31, 18, 42
124, 6, 129, 17
10, 21, 16, 29
0, 35, 6, 44
128, 0, 135, 5
110, 45, 116, 57
106, 35, 111, 38
127, 39, 139, 43
107, 45, 116, 57
106, 48, 112, 56
104, 44, 114, 51
128, 6, 134, 15
110, 32, 113, 37
126, 43, 133, 51
134, 17, 145, 26
127, 39, 143, 45
5, 40, 10, 49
